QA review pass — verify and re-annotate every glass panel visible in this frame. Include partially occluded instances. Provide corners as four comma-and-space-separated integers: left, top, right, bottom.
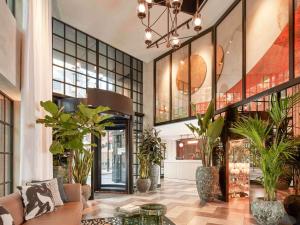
88, 50, 96, 64
246, 0, 289, 96
77, 60, 86, 74
116, 62, 123, 75
77, 88, 86, 98
88, 77, 97, 88
99, 81, 107, 90
5, 99, 12, 124
116, 74, 123, 86
87, 37, 96, 51
108, 83, 115, 92
77, 45, 86, 60
172, 45, 189, 119
216, 2, 242, 109
132, 58, 137, 70
295, 0, 300, 77
99, 42, 107, 55
53, 66, 64, 82
124, 78, 131, 89
5, 126, 11, 153
0, 124, 4, 153
0, 154, 4, 183
108, 59, 115, 72
156, 56, 170, 123
138, 61, 142, 72
65, 26, 75, 42
77, 74, 86, 88
87, 64, 97, 78
124, 89, 131, 98
65, 84, 76, 97
65, 70, 76, 85
53, 81, 64, 94
116, 86, 123, 94
132, 70, 137, 80
53, 50, 64, 67
99, 55, 107, 68
53, 35, 64, 52
124, 54, 130, 66
124, 66, 130, 77
77, 31, 86, 46
5, 183, 11, 195
65, 40, 75, 56
116, 50, 123, 63
108, 46, 115, 59
108, 71, 115, 83
138, 72, 142, 82
0, 94, 4, 121
101, 130, 126, 186
65, 55, 76, 71
53, 20, 64, 37
191, 32, 212, 115
99, 68, 107, 81
5, 155, 11, 181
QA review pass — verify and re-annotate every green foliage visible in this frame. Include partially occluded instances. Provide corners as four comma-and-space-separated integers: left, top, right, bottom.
230, 93, 300, 201
186, 100, 224, 167
139, 128, 166, 166
137, 153, 150, 179
37, 101, 113, 185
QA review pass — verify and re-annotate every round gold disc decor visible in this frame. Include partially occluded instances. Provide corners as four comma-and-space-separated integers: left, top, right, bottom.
216, 45, 224, 81
176, 54, 207, 95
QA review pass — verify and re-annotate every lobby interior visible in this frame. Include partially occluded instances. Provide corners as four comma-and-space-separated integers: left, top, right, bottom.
1, 0, 300, 225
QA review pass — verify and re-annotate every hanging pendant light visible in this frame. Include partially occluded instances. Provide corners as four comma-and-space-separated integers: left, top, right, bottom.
170, 33, 181, 49
144, 28, 152, 45
193, 0, 202, 32
170, 0, 182, 9
137, 0, 146, 19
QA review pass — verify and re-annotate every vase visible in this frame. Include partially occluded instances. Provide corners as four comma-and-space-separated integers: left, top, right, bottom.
149, 164, 160, 191
136, 178, 151, 193
195, 166, 219, 204
81, 184, 91, 208
251, 198, 285, 225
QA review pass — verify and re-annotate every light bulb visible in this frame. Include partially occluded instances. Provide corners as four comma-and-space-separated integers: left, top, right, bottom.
170, 34, 181, 49
137, 1, 146, 19
179, 142, 184, 148
145, 28, 152, 45
145, 0, 152, 3
193, 14, 202, 32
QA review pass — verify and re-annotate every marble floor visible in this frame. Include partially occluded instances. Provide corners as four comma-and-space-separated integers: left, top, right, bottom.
83, 179, 295, 225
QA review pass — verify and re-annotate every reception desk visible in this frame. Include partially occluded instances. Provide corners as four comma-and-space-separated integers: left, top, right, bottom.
164, 160, 202, 181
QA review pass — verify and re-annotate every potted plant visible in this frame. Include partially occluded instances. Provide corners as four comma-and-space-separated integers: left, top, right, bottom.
185, 100, 224, 204
37, 101, 112, 204
139, 128, 166, 191
136, 152, 151, 193
230, 93, 300, 225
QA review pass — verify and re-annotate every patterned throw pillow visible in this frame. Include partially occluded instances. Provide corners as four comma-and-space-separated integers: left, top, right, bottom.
28, 178, 64, 206
18, 183, 55, 220
0, 206, 14, 225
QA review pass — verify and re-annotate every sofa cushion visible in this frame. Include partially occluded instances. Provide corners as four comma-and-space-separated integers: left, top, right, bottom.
18, 184, 55, 221
0, 206, 14, 225
23, 202, 82, 225
0, 193, 24, 225
29, 179, 64, 206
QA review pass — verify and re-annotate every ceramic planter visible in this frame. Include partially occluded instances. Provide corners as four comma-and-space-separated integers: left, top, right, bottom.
195, 166, 219, 204
251, 198, 285, 225
81, 184, 91, 208
136, 178, 151, 193
149, 164, 160, 191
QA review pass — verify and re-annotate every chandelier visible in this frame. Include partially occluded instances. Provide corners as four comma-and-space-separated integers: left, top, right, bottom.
136, 0, 204, 49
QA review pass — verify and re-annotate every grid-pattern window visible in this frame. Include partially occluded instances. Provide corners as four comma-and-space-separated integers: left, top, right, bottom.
5, 0, 15, 15
52, 18, 143, 188
0, 92, 13, 197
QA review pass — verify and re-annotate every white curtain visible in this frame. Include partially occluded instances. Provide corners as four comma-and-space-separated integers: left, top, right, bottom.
20, 0, 53, 183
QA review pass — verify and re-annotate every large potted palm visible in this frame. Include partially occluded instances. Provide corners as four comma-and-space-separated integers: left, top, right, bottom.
37, 101, 112, 205
230, 93, 300, 225
139, 128, 166, 191
186, 100, 224, 204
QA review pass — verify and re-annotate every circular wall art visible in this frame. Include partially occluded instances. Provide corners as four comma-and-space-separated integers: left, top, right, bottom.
176, 54, 207, 94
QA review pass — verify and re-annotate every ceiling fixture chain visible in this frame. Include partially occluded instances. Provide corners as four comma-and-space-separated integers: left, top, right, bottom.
136, 0, 204, 49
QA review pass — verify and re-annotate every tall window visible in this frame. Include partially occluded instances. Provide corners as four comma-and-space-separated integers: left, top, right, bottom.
0, 92, 13, 197
52, 18, 143, 185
